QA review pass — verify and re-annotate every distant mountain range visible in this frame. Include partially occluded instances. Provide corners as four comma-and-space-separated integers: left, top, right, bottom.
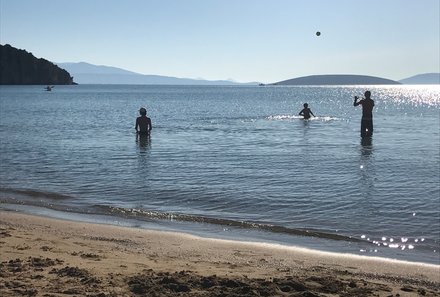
57, 62, 255, 85
1, 43, 437, 86
58, 62, 439, 86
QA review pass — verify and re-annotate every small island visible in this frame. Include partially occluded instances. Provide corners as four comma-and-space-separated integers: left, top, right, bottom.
274, 74, 401, 85
0, 44, 76, 85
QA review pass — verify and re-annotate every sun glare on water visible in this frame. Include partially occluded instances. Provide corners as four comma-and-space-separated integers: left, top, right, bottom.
381, 85, 440, 107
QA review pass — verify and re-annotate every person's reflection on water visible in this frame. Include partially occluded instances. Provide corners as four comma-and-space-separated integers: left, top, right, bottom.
359, 137, 374, 188
136, 132, 151, 151
301, 116, 311, 135
359, 137, 374, 184
361, 136, 373, 153
136, 133, 151, 174
357, 129, 380, 223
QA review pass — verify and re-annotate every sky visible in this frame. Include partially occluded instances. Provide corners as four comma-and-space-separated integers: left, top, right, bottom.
1, 0, 439, 83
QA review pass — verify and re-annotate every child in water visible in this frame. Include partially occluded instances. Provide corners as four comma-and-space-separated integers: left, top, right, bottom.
299, 103, 315, 119
135, 107, 152, 134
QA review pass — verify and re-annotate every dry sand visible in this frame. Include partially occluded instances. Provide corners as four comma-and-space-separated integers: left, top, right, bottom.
0, 210, 438, 296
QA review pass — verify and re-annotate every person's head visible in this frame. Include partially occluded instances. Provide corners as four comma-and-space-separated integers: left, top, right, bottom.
303, 103, 308, 108
364, 91, 371, 98
139, 107, 147, 116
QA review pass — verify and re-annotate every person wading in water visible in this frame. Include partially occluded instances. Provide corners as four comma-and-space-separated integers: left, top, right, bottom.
135, 107, 152, 134
354, 91, 374, 137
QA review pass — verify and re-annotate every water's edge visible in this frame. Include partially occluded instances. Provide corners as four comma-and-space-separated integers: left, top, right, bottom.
1, 197, 438, 265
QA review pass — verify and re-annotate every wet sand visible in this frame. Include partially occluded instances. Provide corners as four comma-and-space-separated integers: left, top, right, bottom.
0, 210, 439, 296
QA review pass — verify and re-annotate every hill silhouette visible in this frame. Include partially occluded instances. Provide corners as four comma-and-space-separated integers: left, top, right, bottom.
58, 62, 256, 85
0, 44, 75, 85
399, 73, 440, 84
58, 62, 139, 75
274, 74, 400, 85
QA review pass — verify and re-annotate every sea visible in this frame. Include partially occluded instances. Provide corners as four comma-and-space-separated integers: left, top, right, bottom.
0, 84, 439, 265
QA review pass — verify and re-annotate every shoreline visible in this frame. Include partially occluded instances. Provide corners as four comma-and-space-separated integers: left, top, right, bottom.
2, 202, 438, 265
1, 210, 439, 296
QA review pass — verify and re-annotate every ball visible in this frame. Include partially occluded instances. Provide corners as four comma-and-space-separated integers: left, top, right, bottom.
316, 31, 321, 36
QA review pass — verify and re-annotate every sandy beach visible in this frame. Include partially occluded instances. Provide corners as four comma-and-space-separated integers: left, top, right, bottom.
0, 210, 438, 296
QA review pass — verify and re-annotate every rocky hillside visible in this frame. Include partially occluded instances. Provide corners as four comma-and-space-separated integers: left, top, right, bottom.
0, 44, 75, 85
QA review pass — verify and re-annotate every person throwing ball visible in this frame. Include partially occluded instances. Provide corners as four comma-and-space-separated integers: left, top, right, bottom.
354, 91, 374, 137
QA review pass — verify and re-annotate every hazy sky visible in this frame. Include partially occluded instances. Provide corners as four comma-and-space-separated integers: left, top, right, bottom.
1, 0, 439, 83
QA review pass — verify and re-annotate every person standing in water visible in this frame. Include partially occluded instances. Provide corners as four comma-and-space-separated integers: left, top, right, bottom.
299, 103, 315, 119
354, 91, 374, 137
135, 107, 152, 134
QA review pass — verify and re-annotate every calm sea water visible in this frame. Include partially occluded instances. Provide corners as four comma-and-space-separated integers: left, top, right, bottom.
1, 84, 439, 264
